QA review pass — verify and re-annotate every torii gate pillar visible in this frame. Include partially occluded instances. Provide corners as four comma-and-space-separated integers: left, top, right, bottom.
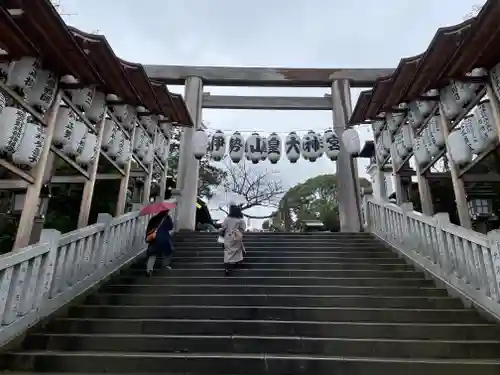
331, 80, 362, 232
176, 75, 203, 230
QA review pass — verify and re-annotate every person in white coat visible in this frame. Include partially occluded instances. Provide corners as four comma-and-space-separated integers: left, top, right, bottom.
220, 204, 246, 276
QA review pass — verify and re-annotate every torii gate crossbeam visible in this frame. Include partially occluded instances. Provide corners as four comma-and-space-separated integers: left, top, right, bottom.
145, 65, 394, 232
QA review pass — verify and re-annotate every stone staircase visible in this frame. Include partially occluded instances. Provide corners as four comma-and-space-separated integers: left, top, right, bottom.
3, 232, 500, 374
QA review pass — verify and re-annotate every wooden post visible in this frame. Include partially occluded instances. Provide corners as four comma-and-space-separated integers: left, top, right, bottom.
142, 128, 157, 204
331, 79, 362, 232
13, 90, 63, 250
77, 115, 106, 228
438, 104, 472, 229
410, 125, 434, 216
157, 124, 171, 202
389, 143, 405, 204
486, 83, 500, 142
116, 122, 137, 216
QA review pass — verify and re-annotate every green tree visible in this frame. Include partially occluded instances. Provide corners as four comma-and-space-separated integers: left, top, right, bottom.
278, 174, 371, 232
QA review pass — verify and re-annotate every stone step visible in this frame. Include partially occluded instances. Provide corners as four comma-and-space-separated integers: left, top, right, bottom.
101, 284, 449, 297
22, 333, 500, 359
170, 250, 397, 256
173, 241, 381, 247
67, 305, 483, 323
115, 274, 434, 287
4, 351, 500, 374
125, 268, 424, 279
113, 275, 435, 287
85, 293, 463, 309
46, 318, 500, 340
134, 264, 416, 273
168, 252, 401, 260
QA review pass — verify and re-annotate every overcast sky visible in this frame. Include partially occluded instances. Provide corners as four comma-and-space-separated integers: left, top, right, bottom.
60, 0, 484, 226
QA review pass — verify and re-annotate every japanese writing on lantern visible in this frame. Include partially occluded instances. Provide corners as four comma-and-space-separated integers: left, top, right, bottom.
64, 120, 75, 141
326, 135, 340, 151
286, 137, 300, 154
211, 135, 225, 151
23, 60, 40, 89
302, 136, 320, 153
76, 132, 88, 155
249, 137, 262, 153
29, 127, 44, 164
229, 137, 243, 152
268, 138, 281, 154
40, 73, 57, 105
6, 112, 25, 154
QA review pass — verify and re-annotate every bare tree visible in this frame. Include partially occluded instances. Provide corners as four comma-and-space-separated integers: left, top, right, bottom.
221, 160, 285, 212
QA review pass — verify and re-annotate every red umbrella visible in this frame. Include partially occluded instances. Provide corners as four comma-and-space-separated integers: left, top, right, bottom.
139, 201, 176, 216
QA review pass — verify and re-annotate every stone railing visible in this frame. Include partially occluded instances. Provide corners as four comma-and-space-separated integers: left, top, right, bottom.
364, 195, 500, 322
0, 209, 152, 347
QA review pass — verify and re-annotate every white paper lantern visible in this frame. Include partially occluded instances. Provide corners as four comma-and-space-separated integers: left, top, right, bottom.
267, 133, 281, 164
75, 133, 98, 165
376, 139, 385, 163
108, 130, 125, 158
323, 129, 340, 161
301, 131, 321, 162
133, 127, 147, 153
143, 142, 155, 165
285, 132, 301, 163
0, 91, 5, 116
140, 115, 153, 135
428, 115, 445, 156
154, 134, 165, 157
52, 107, 76, 148
415, 100, 433, 117
193, 129, 209, 160
261, 136, 268, 161
474, 99, 498, 148
372, 120, 384, 136
246, 133, 263, 164
400, 125, 413, 157
448, 130, 472, 165
0, 61, 11, 82
122, 105, 137, 131
63, 121, 88, 156
394, 131, 404, 158
147, 118, 157, 136
413, 136, 430, 166
138, 137, 151, 160
340, 128, 361, 157
110, 104, 128, 123
27, 70, 58, 112
161, 139, 170, 163
11, 122, 45, 168
489, 62, 500, 102
386, 112, 404, 133
381, 130, 391, 155
440, 82, 472, 120
0, 107, 27, 154
160, 121, 172, 136
70, 87, 95, 112
7, 57, 40, 93
86, 91, 106, 124
316, 133, 324, 158
407, 102, 424, 129
101, 119, 118, 152
210, 130, 226, 161
423, 127, 439, 157
460, 114, 486, 155
117, 139, 132, 166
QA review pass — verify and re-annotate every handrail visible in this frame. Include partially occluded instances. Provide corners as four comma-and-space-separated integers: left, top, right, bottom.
364, 195, 500, 322
0, 202, 180, 347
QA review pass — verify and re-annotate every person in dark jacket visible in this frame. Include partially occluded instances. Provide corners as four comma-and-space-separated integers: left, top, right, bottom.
145, 210, 174, 276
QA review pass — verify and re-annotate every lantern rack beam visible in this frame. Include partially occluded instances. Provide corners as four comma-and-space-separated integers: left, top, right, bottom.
201, 94, 333, 110
0, 80, 45, 125
154, 156, 164, 171
0, 159, 35, 184
61, 95, 98, 134
458, 140, 499, 177
50, 146, 90, 178
420, 87, 487, 175
133, 155, 148, 172
144, 65, 394, 88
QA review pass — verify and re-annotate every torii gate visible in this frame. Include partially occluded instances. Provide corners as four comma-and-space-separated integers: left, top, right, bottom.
144, 65, 393, 232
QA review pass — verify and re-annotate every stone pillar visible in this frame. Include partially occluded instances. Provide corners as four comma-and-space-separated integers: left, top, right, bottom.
331, 79, 362, 232
176, 76, 203, 230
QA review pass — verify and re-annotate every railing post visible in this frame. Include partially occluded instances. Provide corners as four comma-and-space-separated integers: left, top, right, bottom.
486, 230, 500, 302
95, 213, 113, 271
36, 229, 61, 307
362, 193, 372, 231
400, 202, 414, 248
434, 212, 452, 274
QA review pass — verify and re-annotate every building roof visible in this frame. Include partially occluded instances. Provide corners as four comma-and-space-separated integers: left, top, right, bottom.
349, 0, 500, 125
1, 0, 193, 126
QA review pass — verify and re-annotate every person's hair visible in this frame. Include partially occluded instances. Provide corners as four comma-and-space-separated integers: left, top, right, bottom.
228, 204, 243, 219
